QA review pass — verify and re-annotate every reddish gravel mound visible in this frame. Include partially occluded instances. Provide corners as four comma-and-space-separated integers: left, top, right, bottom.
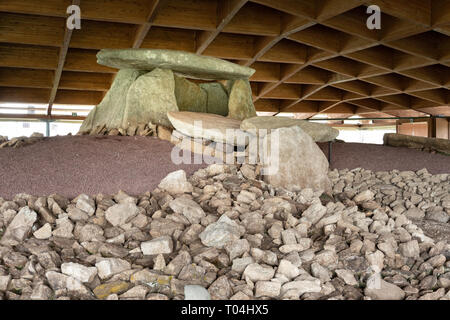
0, 135, 207, 200
0, 136, 448, 200
318, 142, 450, 174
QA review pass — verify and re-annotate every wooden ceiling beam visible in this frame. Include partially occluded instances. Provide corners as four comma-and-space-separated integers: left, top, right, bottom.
64, 49, 117, 73
54, 89, 104, 105
370, 0, 432, 27
261, 84, 302, 100
249, 62, 280, 82
315, 0, 365, 21
253, 99, 280, 112
280, 100, 319, 113
0, 68, 54, 89
133, 0, 169, 49
59, 71, 114, 91
0, 12, 65, 47
0, 44, 59, 70
249, 0, 316, 19
285, 67, 330, 85
196, 0, 248, 54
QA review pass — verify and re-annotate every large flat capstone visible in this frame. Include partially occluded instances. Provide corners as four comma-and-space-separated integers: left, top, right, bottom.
97, 49, 255, 80
241, 116, 339, 142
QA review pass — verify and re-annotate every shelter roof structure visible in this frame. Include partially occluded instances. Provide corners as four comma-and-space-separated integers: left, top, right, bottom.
0, 0, 449, 121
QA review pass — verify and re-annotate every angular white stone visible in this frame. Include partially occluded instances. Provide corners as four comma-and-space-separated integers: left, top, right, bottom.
158, 170, 193, 194
141, 236, 174, 255
61, 262, 98, 283
184, 285, 211, 300
255, 281, 281, 298
105, 202, 139, 227
199, 215, 241, 249
243, 263, 275, 282
33, 223, 52, 240
0, 206, 37, 246
95, 258, 131, 280
169, 197, 205, 224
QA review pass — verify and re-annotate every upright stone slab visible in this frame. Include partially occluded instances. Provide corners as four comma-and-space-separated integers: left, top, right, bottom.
97, 49, 255, 80
174, 75, 207, 113
241, 116, 339, 142
79, 105, 98, 134
227, 79, 257, 121
262, 126, 332, 193
124, 68, 178, 129
200, 82, 229, 116
79, 69, 146, 133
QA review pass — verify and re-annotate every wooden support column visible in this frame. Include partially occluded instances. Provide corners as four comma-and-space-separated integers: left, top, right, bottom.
47, 0, 80, 116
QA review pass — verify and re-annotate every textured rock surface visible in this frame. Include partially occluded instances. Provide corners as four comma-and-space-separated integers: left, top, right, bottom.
227, 79, 257, 121
262, 126, 332, 193
174, 75, 207, 113
0, 164, 448, 301
0, 206, 37, 246
158, 170, 193, 194
199, 82, 229, 116
167, 111, 249, 146
79, 69, 146, 133
125, 68, 178, 128
241, 116, 339, 142
97, 49, 255, 80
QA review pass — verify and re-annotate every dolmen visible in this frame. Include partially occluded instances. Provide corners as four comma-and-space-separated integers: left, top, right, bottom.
167, 111, 334, 194
78, 49, 257, 136
76, 48, 338, 194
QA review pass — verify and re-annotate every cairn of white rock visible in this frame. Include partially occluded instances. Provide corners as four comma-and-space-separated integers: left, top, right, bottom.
0, 164, 448, 300
78, 49, 257, 138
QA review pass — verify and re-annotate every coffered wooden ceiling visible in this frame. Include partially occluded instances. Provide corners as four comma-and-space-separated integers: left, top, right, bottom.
0, 0, 449, 121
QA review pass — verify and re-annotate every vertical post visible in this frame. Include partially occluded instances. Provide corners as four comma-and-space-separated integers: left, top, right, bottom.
328, 141, 332, 166
46, 120, 50, 137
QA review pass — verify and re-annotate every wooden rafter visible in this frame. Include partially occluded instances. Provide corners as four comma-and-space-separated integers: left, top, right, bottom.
46, 0, 80, 116
132, 0, 169, 49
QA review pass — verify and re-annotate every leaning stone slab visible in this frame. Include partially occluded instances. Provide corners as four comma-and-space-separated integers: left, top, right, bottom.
167, 111, 250, 146
199, 82, 229, 116
261, 126, 332, 193
79, 69, 146, 134
124, 68, 178, 129
241, 116, 339, 142
97, 49, 255, 80
174, 75, 207, 113
227, 79, 257, 121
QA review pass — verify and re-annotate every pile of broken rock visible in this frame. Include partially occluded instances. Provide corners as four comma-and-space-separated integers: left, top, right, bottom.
0, 133, 45, 149
0, 164, 449, 300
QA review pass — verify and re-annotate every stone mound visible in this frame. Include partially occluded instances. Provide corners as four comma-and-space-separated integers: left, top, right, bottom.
0, 132, 45, 149
0, 165, 448, 300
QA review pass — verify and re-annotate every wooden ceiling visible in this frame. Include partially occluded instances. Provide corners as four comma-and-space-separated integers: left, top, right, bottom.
0, 0, 449, 121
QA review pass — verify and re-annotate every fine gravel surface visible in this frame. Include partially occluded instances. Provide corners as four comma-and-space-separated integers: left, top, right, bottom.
0, 135, 207, 199
0, 136, 448, 200
318, 142, 450, 175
